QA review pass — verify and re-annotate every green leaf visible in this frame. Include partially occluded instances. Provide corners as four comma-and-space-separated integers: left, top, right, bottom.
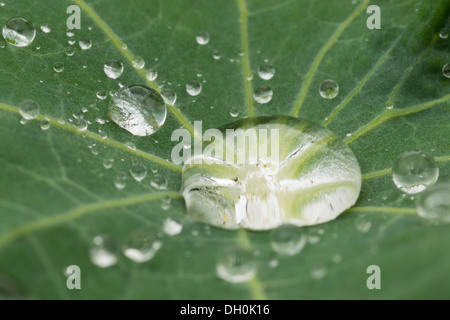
0, 0, 449, 299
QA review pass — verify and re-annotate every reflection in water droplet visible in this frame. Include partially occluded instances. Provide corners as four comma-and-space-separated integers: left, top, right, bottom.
109, 85, 167, 136
19, 100, 39, 120
270, 224, 306, 256
186, 80, 202, 96
416, 184, 450, 223
258, 63, 275, 80
161, 88, 177, 105
104, 59, 124, 79
89, 235, 119, 268
196, 31, 210, 45
151, 174, 168, 190
145, 69, 158, 81
123, 230, 162, 263
216, 247, 256, 283
163, 218, 183, 236
319, 80, 339, 99
79, 38, 92, 50
114, 172, 127, 190
2, 17, 36, 47
253, 85, 273, 104
392, 151, 439, 194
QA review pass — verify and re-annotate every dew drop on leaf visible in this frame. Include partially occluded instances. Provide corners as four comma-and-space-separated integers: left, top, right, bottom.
104, 59, 124, 79
19, 100, 39, 120
443, 64, 450, 78
130, 161, 147, 181
416, 184, 450, 223
2, 17, 36, 47
79, 38, 92, 50
39, 118, 50, 131
216, 247, 256, 283
65, 47, 74, 56
145, 69, 158, 81
151, 173, 168, 190
161, 88, 177, 105
196, 31, 210, 45
229, 108, 239, 118
132, 56, 145, 69
270, 224, 307, 256
186, 80, 202, 96
319, 79, 339, 99
89, 235, 119, 268
123, 230, 162, 263
40, 24, 51, 33
96, 90, 107, 100
163, 218, 183, 236
114, 172, 127, 190
257, 62, 275, 80
253, 85, 273, 104
53, 62, 64, 73
161, 196, 171, 210
212, 50, 222, 60
439, 30, 448, 39
103, 157, 114, 169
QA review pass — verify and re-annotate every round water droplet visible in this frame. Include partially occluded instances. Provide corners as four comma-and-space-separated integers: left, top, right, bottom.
270, 224, 307, 256
96, 90, 107, 100
2, 17, 36, 47
443, 64, 450, 78
103, 59, 124, 79
216, 247, 256, 283
181, 116, 362, 230
109, 85, 167, 136
19, 100, 39, 120
123, 230, 162, 263
319, 80, 339, 99
213, 50, 222, 60
186, 80, 202, 96
65, 47, 74, 56
161, 196, 171, 210
151, 173, 168, 190
40, 24, 51, 33
355, 215, 372, 233
103, 157, 114, 169
53, 62, 64, 73
196, 31, 210, 45
386, 102, 394, 110
132, 56, 145, 69
253, 85, 273, 104
310, 267, 327, 280
130, 161, 147, 181
416, 184, 450, 223
161, 88, 177, 105
163, 218, 183, 236
74, 118, 87, 131
258, 63, 275, 80
89, 235, 119, 268
268, 259, 279, 268
439, 30, 448, 39
125, 142, 136, 150
230, 108, 239, 118
392, 151, 439, 194
114, 172, 127, 190
66, 30, 74, 37
79, 38, 92, 50
145, 69, 158, 81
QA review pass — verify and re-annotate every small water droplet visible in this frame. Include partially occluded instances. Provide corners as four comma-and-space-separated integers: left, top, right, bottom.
258, 63, 275, 80
270, 224, 307, 256
145, 69, 158, 81
386, 102, 394, 110
40, 118, 50, 130
66, 30, 75, 37
130, 161, 147, 181
74, 118, 87, 131
332, 254, 342, 264
79, 38, 92, 50
114, 172, 127, 190
355, 215, 372, 233
253, 85, 273, 104
213, 50, 222, 60
196, 31, 210, 45
216, 247, 256, 283
122, 43, 128, 50
109, 85, 167, 136
65, 47, 74, 56
416, 183, 450, 223
2, 17, 36, 47
53, 62, 64, 73
132, 56, 145, 69
443, 64, 450, 78
163, 218, 183, 236
161, 196, 171, 210
319, 80, 339, 99
40, 24, 51, 33
104, 59, 124, 79
439, 30, 448, 39
307, 235, 320, 244
151, 174, 168, 190
96, 90, 107, 100
19, 100, 39, 120
310, 267, 327, 280
123, 230, 162, 263
89, 235, 119, 268
393, 151, 439, 194
125, 142, 136, 150
103, 157, 114, 169
268, 259, 279, 268
186, 80, 202, 96
161, 88, 177, 105
230, 108, 239, 118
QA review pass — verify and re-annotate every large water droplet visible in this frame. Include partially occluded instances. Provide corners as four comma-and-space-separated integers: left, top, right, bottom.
392, 151, 439, 194
186, 80, 202, 96
216, 247, 256, 283
270, 224, 307, 255
443, 64, 450, 78
79, 38, 92, 50
130, 161, 147, 181
123, 230, 162, 263
109, 85, 167, 136
161, 88, 177, 105
104, 59, 124, 79
89, 235, 119, 268
19, 100, 39, 120
53, 62, 64, 73
181, 116, 362, 230
253, 85, 273, 104
196, 31, 210, 45
319, 80, 339, 99
258, 63, 275, 80
2, 17, 36, 47
416, 184, 450, 223
163, 218, 183, 236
